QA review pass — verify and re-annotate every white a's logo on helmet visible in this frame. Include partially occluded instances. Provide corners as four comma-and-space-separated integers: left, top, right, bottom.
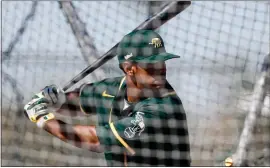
149, 38, 162, 48
124, 53, 133, 60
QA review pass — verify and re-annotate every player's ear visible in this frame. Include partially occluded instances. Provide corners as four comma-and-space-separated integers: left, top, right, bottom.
122, 62, 136, 76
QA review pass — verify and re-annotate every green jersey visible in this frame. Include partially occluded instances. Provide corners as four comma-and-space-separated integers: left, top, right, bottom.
79, 76, 191, 166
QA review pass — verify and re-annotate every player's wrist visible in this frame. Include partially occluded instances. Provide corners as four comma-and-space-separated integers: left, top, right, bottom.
36, 113, 55, 128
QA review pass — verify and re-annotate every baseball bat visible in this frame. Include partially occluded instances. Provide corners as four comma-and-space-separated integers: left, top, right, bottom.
62, 1, 191, 92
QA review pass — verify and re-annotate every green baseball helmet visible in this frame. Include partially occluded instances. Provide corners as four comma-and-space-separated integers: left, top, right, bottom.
117, 30, 180, 64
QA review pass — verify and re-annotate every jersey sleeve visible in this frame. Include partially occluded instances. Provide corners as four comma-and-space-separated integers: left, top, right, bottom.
78, 77, 123, 115
79, 83, 98, 115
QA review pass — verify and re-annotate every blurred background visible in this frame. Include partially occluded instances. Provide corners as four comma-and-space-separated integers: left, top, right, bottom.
1, 1, 269, 166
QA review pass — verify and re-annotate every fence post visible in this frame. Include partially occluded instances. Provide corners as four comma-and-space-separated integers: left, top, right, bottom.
232, 54, 270, 166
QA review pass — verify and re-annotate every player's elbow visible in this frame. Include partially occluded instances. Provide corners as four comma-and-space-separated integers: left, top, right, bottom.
73, 125, 103, 153
88, 143, 104, 153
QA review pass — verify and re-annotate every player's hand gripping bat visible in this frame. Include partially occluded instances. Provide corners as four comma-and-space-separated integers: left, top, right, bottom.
62, 1, 191, 92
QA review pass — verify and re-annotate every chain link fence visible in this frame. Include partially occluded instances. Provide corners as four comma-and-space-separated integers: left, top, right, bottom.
2, 1, 269, 166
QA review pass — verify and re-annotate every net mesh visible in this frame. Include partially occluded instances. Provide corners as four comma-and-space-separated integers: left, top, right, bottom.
1, 1, 270, 166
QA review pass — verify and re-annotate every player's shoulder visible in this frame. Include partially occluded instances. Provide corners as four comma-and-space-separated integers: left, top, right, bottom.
79, 76, 125, 96
138, 92, 183, 110
95, 76, 125, 87
134, 82, 184, 117
82, 76, 124, 88
144, 81, 182, 105
85, 76, 125, 96
101, 76, 125, 83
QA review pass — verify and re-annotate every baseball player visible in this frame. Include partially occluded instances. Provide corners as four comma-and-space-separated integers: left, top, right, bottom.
24, 30, 191, 166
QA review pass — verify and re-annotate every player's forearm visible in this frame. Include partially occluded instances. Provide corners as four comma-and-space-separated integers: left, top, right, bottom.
43, 119, 103, 153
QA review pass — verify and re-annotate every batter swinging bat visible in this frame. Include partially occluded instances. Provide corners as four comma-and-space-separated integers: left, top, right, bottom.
62, 1, 191, 92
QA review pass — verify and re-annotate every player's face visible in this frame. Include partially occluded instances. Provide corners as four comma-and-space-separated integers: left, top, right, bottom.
135, 61, 167, 89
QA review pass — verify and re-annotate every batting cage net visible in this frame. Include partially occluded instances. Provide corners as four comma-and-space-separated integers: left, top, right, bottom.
2, 1, 270, 166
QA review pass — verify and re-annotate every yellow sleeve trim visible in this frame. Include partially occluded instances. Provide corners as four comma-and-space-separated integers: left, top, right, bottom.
109, 122, 136, 155
108, 76, 135, 155
79, 102, 89, 115
79, 84, 90, 115
118, 76, 126, 90
161, 91, 176, 97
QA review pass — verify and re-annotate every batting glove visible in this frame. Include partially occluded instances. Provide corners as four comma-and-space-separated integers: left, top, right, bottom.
24, 91, 51, 121
24, 92, 55, 128
41, 84, 66, 111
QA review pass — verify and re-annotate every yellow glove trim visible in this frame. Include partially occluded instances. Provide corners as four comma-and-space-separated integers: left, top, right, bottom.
30, 114, 39, 123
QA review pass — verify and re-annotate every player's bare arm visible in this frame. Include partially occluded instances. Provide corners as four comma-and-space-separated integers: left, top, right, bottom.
43, 119, 102, 152
24, 88, 102, 152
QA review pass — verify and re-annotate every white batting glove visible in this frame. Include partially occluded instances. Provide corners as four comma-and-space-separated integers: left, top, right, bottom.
24, 92, 51, 122
24, 91, 55, 128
